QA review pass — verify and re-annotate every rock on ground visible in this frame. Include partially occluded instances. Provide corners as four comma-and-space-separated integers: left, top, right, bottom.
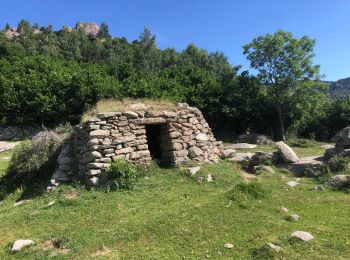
47, 201, 55, 207
230, 143, 257, 149
313, 185, 326, 192
14, 200, 25, 207
265, 243, 282, 252
250, 152, 277, 166
287, 181, 299, 187
253, 165, 275, 175
224, 243, 233, 249
291, 231, 314, 241
289, 214, 299, 221
326, 175, 350, 189
275, 141, 299, 163
229, 152, 254, 162
186, 166, 201, 175
286, 156, 325, 177
11, 240, 34, 252
278, 206, 288, 212
222, 149, 236, 158
207, 173, 214, 182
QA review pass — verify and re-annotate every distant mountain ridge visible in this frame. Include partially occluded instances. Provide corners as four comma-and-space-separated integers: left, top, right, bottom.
328, 77, 350, 98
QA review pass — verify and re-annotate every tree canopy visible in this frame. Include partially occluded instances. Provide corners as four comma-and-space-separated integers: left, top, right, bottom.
0, 21, 347, 140
243, 30, 321, 140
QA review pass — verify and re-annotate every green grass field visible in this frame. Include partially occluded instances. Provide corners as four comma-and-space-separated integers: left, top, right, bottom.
0, 144, 349, 259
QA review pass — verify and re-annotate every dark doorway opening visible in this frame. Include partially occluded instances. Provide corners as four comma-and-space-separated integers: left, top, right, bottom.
145, 124, 162, 161
145, 124, 173, 166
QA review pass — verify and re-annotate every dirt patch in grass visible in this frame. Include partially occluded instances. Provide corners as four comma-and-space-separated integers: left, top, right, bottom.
90, 246, 118, 258
240, 171, 257, 180
42, 238, 70, 257
63, 191, 79, 200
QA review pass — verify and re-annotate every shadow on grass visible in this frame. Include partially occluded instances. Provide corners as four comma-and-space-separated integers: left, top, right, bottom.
0, 154, 56, 201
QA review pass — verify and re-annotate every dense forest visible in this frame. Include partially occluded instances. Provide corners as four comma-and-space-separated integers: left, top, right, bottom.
1, 20, 350, 140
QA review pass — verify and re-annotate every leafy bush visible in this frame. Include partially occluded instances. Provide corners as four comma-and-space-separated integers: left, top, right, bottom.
99, 159, 138, 192
0, 124, 73, 199
327, 155, 350, 173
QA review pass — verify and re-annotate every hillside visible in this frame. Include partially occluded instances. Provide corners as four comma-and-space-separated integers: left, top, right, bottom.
329, 77, 350, 98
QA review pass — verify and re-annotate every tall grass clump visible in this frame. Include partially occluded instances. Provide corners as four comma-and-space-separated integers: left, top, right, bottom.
0, 124, 73, 199
228, 181, 268, 204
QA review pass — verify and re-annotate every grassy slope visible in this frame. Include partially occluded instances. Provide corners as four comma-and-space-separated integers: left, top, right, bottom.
0, 151, 349, 259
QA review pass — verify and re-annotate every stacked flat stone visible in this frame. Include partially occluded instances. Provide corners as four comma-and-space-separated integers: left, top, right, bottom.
48, 143, 72, 190
73, 103, 223, 185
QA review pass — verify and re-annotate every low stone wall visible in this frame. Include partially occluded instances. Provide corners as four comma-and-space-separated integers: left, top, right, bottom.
50, 103, 223, 186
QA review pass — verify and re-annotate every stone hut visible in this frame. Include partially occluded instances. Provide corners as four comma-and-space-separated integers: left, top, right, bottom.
51, 102, 223, 187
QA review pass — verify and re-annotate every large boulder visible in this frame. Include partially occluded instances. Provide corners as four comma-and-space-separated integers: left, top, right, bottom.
331, 127, 350, 147
286, 156, 325, 177
326, 175, 350, 189
76, 22, 100, 36
324, 146, 350, 160
275, 141, 299, 163
250, 151, 278, 166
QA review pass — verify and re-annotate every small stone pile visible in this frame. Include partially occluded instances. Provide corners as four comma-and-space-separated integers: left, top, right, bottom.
51, 103, 223, 186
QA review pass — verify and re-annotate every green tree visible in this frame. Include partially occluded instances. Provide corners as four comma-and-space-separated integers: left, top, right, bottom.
17, 19, 31, 34
243, 30, 321, 140
4, 23, 10, 31
99, 22, 110, 37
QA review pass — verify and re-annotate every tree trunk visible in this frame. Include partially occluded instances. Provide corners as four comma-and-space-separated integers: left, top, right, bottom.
276, 105, 285, 141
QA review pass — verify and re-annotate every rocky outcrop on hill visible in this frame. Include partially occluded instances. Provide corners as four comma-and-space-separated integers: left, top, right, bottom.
4, 28, 19, 39
329, 77, 350, 98
76, 22, 100, 36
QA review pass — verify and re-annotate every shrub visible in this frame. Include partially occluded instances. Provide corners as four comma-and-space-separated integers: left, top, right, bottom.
98, 159, 138, 192
327, 155, 350, 173
0, 124, 73, 199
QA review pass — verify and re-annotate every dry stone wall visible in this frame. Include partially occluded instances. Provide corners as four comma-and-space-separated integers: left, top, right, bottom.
50, 103, 223, 186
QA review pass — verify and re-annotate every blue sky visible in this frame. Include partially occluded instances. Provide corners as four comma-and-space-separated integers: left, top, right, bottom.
1, 0, 349, 81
